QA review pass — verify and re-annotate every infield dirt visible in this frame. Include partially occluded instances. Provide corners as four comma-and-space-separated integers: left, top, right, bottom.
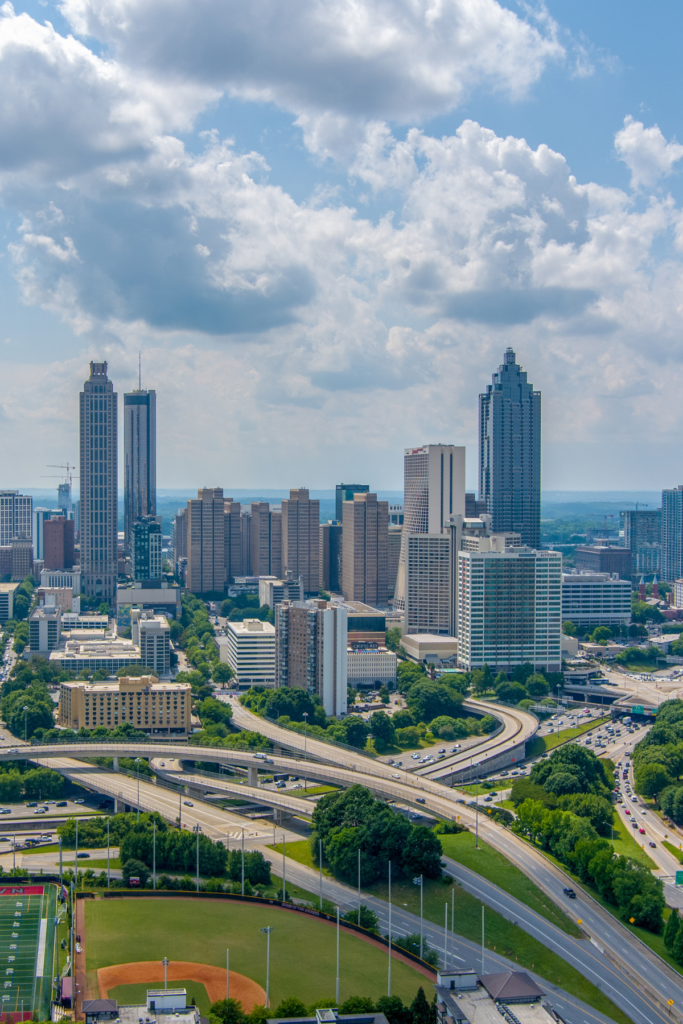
98, 961, 265, 1010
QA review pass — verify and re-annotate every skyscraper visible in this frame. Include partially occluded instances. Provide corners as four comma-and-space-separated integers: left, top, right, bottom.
661, 487, 683, 583
186, 488, 225, 594
335, 483, 369, 523
0, 492, 33, 547
341, 493, 389, 605
131, 516, 162, 581
250, 502, 282, 577
79, 361, 118, 601
123, 384, 156, 547
623, 509, 661, 577
281, 488, 320, 595
393, 445, 466, 611
479, 348, 541, 549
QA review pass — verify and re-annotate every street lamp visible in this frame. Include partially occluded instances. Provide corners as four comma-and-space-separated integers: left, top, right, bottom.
23, 706, 28, 764
303, 713, 308, 792
259, 927, 273, 1007
135, 758, 142, 821
412, 876, 424, 959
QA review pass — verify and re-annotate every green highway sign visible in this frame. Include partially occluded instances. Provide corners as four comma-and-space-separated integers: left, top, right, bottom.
676, 871, 683, 887
632, 705, 644, 714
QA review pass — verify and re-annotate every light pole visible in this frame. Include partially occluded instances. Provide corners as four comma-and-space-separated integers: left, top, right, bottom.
387, 860, 392, 997
226, 949, 230, 1001
153, 820, 156, 890
357, 848, 361, 925
135, 758, 142, 821
162, 957, 169, 990
59, 835, 63, 889
106, 819, 110, 888
23, 706, 28, 763
282, 834, 286, 901
413, 876, 423, 959
303, 713, 308, 792
195, 825, 201, 892
319, 839, 323, 910
241, 827, 245, 896
260, 927, 273, 1008
336, 906, 340, 1005
444, 903, 448, 971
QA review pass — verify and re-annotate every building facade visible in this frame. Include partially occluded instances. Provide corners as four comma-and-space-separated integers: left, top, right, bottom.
131, 609, 171, 676
0, 583, 18, 623
40, 568, 82, 593
561, 571, 632, 630
574, 545, 632, 579
457, 547, 562, 672
218, 618, 276, 687
281, 488, 320, 594
405, 534, 451, 635
0, 492, 33, 547
347, 643, 397, 689
33, 508, 62, 560
44, 517, 75, 570
275, 599, 347, 715
335, 484, 369, 523
622, 509, 661, 576
223, 500, 243, 583
341, 493, 389, 606
394, 445, 466, 611
479, 348, 541, 549
123, 388, 156, 548
131, 516, 162, 581
59, 675, 190, 735
662, 486, 683, 583
80, 362, 118, 601
29, 604, 62, 653
320, 521, 342, 593
259, 573, 305, 609
186, 488, 225, 594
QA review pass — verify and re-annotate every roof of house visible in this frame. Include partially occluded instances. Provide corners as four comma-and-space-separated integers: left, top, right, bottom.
479, 972, 544, 1001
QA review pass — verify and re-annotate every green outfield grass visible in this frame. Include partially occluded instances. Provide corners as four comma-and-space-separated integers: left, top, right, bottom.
85, 898, 428, 1007
438, 832, 581, 936
526, 717, 609, 758
107, 980, 211, 1013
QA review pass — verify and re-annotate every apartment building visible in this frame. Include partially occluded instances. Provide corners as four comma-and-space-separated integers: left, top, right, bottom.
275, 599, 347, 715
217, 618, 276, 687
131, 609, 171, 676
281, 488, 320, 594
342, 493, 389, 606
59, 674, 191, 735
186, 487, 225, 593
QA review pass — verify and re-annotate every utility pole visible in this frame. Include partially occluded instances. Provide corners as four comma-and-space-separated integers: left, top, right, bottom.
387, 861, 392, 997
357, 848, 361, 925
259, 927, 273, 1008
195, 826, 200, 892
412, 875, 423, 958
226, 950, 229, 1001
282, 834, 286, 901
106, 820, 110, 888
241, 827, 245, 896
444, 903, 448, 970
481, 906, 485, 974
59, 835, 63, 889
336, 906, 340, 1005
319, 839, 323, 910
303, 713, 308, 793
153, 821, 156, 890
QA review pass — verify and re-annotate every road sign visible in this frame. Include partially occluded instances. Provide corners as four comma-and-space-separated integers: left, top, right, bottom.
676, 871, 683, 887
632, 705, 644, 714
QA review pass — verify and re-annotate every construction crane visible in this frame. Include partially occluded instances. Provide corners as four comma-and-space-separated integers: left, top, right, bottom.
42, 462, 78, 484
622, 501, 649, 512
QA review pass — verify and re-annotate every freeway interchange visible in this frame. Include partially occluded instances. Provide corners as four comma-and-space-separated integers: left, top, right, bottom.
4, 695, 683, 1024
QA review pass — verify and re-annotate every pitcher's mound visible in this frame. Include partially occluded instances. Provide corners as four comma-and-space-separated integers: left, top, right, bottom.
98, 961, 266, 1011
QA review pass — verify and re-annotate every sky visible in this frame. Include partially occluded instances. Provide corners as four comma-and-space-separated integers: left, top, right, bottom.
1, 0, 683, 493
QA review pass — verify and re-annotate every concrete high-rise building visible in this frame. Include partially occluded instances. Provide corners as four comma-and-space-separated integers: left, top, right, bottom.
405, 534, 451, 635
186, 488, 225, 594
393, 445, 466, 611
123, 386, 156, 548
131, 516, 162, 581
662, 487, 683, 583
320, 522, 342, 593
275, 599, 347, 716
44, 517, 75, 570
479, 348, 541, 549
223, 500, 243, 583
465, 493, 488, 518
250, 502, 282, 578
623, 509, 661, 577
561, 571, 632, 630
387, 525, 401, 598
79, 362, 118, 602
9, 538, 33, 581
342, 493, 388, 606
281, 488, 320, 595
457, 547, 561, 672
270, 508, 282, 578
574, 545, 631, 579
33, 508, 62, 560
217, 619, 276, 687
0, 492, 33, 547
57, 482, 72, 519
131, 609, 171, 676
172, 509, 187, 565
335, 484, 369, 523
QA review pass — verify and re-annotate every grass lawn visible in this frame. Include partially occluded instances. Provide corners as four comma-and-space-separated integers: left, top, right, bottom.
526, 717, 609, 759
610, 815, 657, 868
614, 662, 661, 674
300, 786, 339, 797
664, 841, 683, 863
108, 981, 211, 1013
268, 840, 332, 876
85, 898, 427, 1007
439, 832, 581, 936
274, 840, 625, 1024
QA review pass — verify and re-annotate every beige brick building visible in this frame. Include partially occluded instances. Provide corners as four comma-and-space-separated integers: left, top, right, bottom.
281, 489, 319, 594
58, 674, 191, 735
186, 488, 225, 594
342, 493, 389, 606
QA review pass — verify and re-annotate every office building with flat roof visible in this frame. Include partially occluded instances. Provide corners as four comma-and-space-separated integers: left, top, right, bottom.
574, 545, 632, 579
335, 484, 369, 523
123, 386, 156, 548
44, 516, 75, 571
457, 547, 562, 672
59, 674, 190, 734
29, 603, 62, 653
662, 486, 683, 583
561, 571, 632, 630
622, 509, 661, 576
131, 516, 162, 581
259, 573, 304, 609
342, 492, 389, 606
281, 488, 320, 595
217, 618, 276, 687
347, 643, 397, 689
479, 348, 541, 548
80, 361, 118, 601
0, 583, 19, 624
320, 521, 342, 593
0, 491, 33, 547
186, 488, 225, 594
275, 599, 347, 715
34, 508, 62, 560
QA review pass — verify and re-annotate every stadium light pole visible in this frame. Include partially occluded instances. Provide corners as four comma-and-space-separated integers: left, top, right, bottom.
59, 835, 63, 889
259, 927, 273, 1008
162, 957, 169, 990
23, 705, 28, 765
412, 876, 423, 959
106, 820, 110, 888
282, 834, 286, 901
387, 860, 392, 997
319, 839, 323, 911
336, 906, 340, 1005
444, 903, 448, 971
226, 949, 229, 1001
153, 820, 156, 890
481, 907, 485, 974
195, 825, 200, 892
357, 848, 361, 926
135, 758, 142, 821
241, 827, 245, 896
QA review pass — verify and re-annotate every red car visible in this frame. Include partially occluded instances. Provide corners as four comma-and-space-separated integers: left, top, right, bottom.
625, 809, 631, 815
639, 828, 646, 834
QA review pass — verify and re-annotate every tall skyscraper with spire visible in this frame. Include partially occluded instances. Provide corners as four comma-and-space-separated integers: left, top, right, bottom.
479, 348, 541, 549
123, 357, 156, 548
80, 361, 118, 601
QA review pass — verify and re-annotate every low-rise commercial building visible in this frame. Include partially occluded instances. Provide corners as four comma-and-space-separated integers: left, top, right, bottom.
40, 568, 82, 594
401, 633, 458, 668
346, 643, 397, 688
36, 587, 77, 612
217, 618, 276, 688
575, 544, 632, 579
58, 674, 191, 734
116, 580, 182, 626
50, 637, 142, 673
561, 570, 632, 630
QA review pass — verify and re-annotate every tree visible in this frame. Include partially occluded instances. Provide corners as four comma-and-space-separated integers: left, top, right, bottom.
199, 697, 233, 725
635, 763, 672, 799
410, 988, 436, 1024
122, 858, 150, 887
376, 997, 412, 1024
379, 686, 391, 704
209, 999, 247, 1024
495, 680, 527, 704
342, 904, 379, 933
369, 711, 395, 752
674, 922, 683, 965
392, 934, 439, 967
272, 999, 307, 1019
591, 626, 612, 643
665, 908, 680, 951
526, 674, 549, 698
212, 663, 235, 684
402, 825, 443, 879
628, 623, 648, 638
512, 663, 535, 685
562, 621, 577, 636
395, 726, 421, 747
340, 998, 376, 1014
405, 681, 464, 723
385, 627, 403, 653
344, 716, 371, 748
115, 665, 149, 677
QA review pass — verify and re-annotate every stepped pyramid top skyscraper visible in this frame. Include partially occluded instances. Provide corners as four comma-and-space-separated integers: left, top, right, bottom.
479, 348, 541, 549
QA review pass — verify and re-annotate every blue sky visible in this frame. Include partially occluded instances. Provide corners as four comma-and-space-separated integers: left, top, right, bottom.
1, 0, 682, 492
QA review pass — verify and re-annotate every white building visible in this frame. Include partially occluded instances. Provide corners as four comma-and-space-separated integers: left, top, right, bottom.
41, 568, 82, 594
131, 609, 171, 677
0, 491, 32, 546
0, 583, 19, 624
50, 637, 142, 673
401, 633, 458, 668
405, 534, 451, 635
217, 618, 276, 688
29, 603, 62, 653
673, 579, 683, 609
347, 644, 397, 688
458, 547, 562, 672
258, 574, 304, 609
561, 571, 632, 630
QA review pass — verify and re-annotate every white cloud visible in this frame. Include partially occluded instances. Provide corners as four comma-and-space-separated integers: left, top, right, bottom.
615, 115, 683, 189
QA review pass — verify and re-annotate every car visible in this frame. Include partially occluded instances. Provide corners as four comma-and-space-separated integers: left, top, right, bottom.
411, 753, 420, 760
649, 841, 657, 848
74, 799, 85, 805
183, 800, 194, 806
632, 796, 638, 802
387, 759, 394, 765
438, 749, 446, 754
77, 852, 90, 858
437, 754, 446, 759
160, 761, 166, 767
456, 798, 465, 805
0, 809, 11, 815
625, 808, 631, 815
56, 801, 67, 807
484, 796, 493, 802
563, 887, 576, 898
395, 761, 403, 767
639, 828, 646, 834
40, 834, 51, 840
409, 813, 419, 819
631, 822, 638, 829
276, 781, 286, 789
26, 802, 37, 808
0, 838, 9, 843
33, 808, 46, 814
416, 797, 426, 804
